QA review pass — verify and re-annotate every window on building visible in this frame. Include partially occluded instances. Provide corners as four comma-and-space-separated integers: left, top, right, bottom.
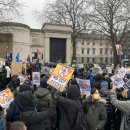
87, 57, 89, 63
105, 57, 108, 64
87, 42, 90, 45
81, 48, 84, 54
87, 48, 90, 54
93, 42, 95, 45
100, 42, 102, 46
110, 58, 113, 63
82, 57, 84, 63
100, 57, 103, 63
100, 48, 103, 54
111, 49, 113, 54
93, 57, 95, 63
82, 40, 84, 45
92, 48, 95, 54
105, 48, 107, 54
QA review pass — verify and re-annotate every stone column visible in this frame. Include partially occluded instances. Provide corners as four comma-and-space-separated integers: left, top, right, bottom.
66, 38, 72, 64
44, 37, 50, 62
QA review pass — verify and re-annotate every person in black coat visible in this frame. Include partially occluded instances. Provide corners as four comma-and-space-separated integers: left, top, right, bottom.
54, 85, 81, 130
15, 92, 56, 130
6, 83, 41, 123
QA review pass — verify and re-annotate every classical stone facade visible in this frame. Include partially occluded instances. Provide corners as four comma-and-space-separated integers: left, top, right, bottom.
0, 22, 114, 64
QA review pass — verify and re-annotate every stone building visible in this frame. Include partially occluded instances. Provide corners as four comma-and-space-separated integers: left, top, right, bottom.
0, 22, 113, 64
76, 33, 113, 64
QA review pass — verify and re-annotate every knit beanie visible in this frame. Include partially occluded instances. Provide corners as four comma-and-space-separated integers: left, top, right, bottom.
66, 85, 80, 100
40, 77, 48, 88
19, 83, 30, 93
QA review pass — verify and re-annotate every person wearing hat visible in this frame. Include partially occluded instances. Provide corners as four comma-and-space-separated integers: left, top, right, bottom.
54, 85, 82, 130
15, 92, 56, 130
35, 77, 56, 130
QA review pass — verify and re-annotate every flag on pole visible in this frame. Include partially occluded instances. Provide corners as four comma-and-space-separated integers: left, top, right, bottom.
5, 51, 12, 66
41, 53, 44, 60
37, 49, 41, 59
27, 55, 31, 63
15, 52, 22, 62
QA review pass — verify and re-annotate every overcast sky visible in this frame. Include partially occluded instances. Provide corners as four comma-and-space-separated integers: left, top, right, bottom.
16, 0, 48, 29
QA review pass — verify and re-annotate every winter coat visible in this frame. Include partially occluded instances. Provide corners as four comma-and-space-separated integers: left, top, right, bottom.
35, 87, 55, 130
6, 91, 41, 123
100, 88, 115, 130
83, 97, 107, 130
54, 91, 79, 130
110, 89, 130, 130
6, 101, 20, 122
15, 92, 56, 130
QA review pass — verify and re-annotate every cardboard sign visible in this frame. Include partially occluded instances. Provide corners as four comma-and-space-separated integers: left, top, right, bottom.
92, 67, 102, 75
76, 78, 91, 97
18, 74, 26, 85
111, 74, 125, 88
0, 89, 14, 108
118, 67, 127, 78
32, 72, 40, 85
47, 64, 74, 91
11, 62, 23, 75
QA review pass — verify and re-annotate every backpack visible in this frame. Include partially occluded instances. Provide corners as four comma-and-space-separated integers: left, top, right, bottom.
72, 100, 86, 130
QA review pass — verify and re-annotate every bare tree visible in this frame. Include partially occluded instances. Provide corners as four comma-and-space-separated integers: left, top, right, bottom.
35, 0, 90, 63
0, 0, 23, 22
87, 0, 130, 65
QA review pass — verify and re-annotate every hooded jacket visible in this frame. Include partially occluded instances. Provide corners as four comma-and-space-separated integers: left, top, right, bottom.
110, 89, 130, 130
15, 92, 56, 130
54, 85, 80, 130
35, 87, 54, 130
83, 96, 107, 130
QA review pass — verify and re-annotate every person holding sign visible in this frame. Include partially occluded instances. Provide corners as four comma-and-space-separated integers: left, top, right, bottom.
110, 84, 130, 130
83, 88, 107, 130
54, 85, 86, 130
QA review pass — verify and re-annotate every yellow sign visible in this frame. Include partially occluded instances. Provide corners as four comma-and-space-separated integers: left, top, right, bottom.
47, 64, 74, 91
0, 89, 14, 108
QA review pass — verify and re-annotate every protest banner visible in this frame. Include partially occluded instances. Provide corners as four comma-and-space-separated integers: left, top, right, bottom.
116, 44, 123, 55
92, 67, 103, 76
11, 62, 23, 75
32, 72, 40, 85
125, 80, 130, 89
0, 89, 14, 108
117, 67, 127, 78
18, 74, 26, 85
106, 67, 112, 74
47, 64, 74, 92
111, 74, 125, 88
76, 78, 91, 97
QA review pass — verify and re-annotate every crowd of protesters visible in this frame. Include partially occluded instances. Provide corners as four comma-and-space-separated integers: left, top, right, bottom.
0, 62, 130, 130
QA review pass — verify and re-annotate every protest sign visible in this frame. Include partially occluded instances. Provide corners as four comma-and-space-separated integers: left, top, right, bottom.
117, 67, 127, 78
92, 67, 103, 76
106, 67, 112, 74
32, 72, 40, 85
18, 74, 26, 85
116, 44, 123, 55
111, 74, 125, 88
76, 78, 91, 97
125, 80, 130, 89
47, 64, 74, 92
11, 62, 23, 75
0, 89, 14, 108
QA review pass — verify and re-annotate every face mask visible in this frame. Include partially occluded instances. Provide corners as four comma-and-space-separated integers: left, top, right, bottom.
93, 94, 100, 101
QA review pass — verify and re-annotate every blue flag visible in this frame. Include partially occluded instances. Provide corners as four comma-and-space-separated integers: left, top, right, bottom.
16, 52, 22, 62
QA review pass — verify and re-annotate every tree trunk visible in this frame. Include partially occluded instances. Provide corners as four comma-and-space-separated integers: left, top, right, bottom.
72, 37, 77, 64
112, 42, 119, 66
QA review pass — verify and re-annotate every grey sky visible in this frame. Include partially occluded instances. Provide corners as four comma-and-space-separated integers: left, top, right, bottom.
16, 0, 48, 29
